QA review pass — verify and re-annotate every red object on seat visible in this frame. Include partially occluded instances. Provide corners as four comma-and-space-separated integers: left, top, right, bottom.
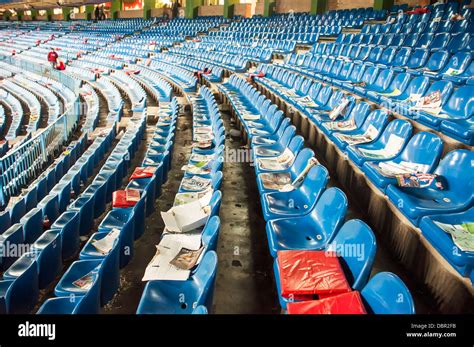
47, 51, 58, 62
55, 61, 66, 71
130, 167, 157, 180
287, 291, 367, 315
112, 189, 140, 208
407, 8, 430, 15
277, 250, 351, 298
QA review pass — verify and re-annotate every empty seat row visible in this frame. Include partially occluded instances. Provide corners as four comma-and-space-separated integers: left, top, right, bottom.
217, 74, 415, 314
137, 87, 224, 314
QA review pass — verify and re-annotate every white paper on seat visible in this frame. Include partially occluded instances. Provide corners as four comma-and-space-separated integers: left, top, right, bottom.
257, 148, 295, 171
161, 196, 211, 233
337, 124, 379, 145
377, 161, 430, 177
91, 228, 120, 255
174, 188, 213, 206
142, 240, 191, 281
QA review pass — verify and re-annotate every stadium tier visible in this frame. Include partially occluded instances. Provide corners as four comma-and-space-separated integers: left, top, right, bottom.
0, 1, 472, 324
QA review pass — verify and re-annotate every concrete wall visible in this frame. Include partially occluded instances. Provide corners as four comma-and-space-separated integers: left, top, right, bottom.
275, 0, 311, 14
198, 5, 224, 16
254, 1, 265, 15
73, 12, 87, 20
234, 3, 252, 17
150, 7, 173, 17
328, 0, 371, 11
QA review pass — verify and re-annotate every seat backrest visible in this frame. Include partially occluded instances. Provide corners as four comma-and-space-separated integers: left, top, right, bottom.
360, 109, 389, 133
290, 148, 315, 177
20, 207, 43, 244
192, 250, 218, 304
209, 190, 222, 217
398, 132, 443, 169
388, 72, 411, 94
0, 211, 11, 235
441, 85, 474, 120
315, 85, 333, 105
407, 48, 429, 69
429, 32, 450, 50
371, 68, 394, 89
425, 50, 450, 72
201, 215, 220, 251
299, 164, 329, 203
415, 33, 433, 48
311, 187, 348, 243
287, 135, 305, 155
377, 119, 413, 147
443, 51, 472, 73
378, 46, 397, 65
434, 150, 474, 200
422, 80, 454, 106
361, 272, 415, 314
327, 219, 377, 291
347, 101, 372, 127
360, 66, 379, 85
393, 47, 411, 67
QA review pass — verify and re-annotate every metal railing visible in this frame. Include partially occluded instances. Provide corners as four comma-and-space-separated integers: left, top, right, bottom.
0, 56, 81, 208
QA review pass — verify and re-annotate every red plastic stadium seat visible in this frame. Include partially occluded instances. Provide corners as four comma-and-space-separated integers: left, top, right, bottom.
287, 291, 367, 315
277, 250, 351, 298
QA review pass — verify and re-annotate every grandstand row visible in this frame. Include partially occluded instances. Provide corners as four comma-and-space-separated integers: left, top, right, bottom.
0, 0, 472, 328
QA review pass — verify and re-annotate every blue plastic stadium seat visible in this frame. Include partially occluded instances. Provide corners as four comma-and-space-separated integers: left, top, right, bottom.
441, 52, 473, 84
24, 187, 38, 213
332, 109, 390, 150
0, 253, 39, 313
411, 80, 453, 125
136, 251, 218, 314
98, 208, 135, 268
320, 102, 372, 137
266, 187, 348, 257
50, 210, 81, 260
420, 208, 474, 279
192, 305, 208, 314
445, 33, 471, 54
54, 259, 102, 313
386, 150, 474, 226
361, 272, 415, 314
261, 164, 329, 221
31, 230, 62, 289
385, 76, 430, 112
0, 211, 11, 235
362, 132, 443, 191
0, 224, 24, 271
347, 120, 413, 166
429, 32, 451, 51
422, 51, 450, 77
201, 216, 220, 252
252, 127, 298, 159
20, 207, 43, 244
69, 193, 95, 236
9, 197, 26, 225
38, 194, 60, 225
417, 83, 472, 129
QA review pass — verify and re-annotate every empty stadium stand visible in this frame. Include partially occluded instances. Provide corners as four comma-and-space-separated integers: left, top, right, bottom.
0, 1, 472, 322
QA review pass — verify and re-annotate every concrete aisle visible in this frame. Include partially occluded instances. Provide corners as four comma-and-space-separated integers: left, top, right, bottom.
211, 106, 280, 314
